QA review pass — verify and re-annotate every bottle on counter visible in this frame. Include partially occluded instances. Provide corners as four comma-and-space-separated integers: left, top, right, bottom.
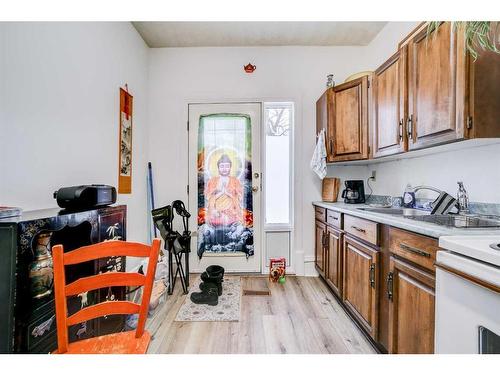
402, 184, 416, 208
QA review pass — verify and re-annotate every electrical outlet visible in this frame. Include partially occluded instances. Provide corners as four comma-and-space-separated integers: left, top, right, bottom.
370, 170, 376, 181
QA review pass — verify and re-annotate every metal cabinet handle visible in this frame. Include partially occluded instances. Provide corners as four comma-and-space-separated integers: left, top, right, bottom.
387, 272, 394, 301
407, 115, 413, 139
351, 225, 366, 233
369, 264, 376, 289
399, 243, 431, 258
328, 215, 338, 221
329, 139, 334, 154
399, 119, 404, 141
322, 232, 327, 247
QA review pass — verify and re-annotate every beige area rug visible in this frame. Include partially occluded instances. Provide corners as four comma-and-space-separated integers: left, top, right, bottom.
174, 276, 241, 322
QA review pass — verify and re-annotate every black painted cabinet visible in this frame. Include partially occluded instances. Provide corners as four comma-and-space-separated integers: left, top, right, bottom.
0, 205, 127, 353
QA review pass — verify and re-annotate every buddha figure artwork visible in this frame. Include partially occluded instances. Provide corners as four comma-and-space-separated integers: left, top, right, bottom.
197, 114, 254, 258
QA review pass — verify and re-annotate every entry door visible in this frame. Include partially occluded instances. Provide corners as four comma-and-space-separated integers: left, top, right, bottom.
188, 103, 262, 273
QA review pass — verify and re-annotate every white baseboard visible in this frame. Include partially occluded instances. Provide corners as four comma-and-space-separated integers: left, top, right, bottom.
304, 255, 318, 277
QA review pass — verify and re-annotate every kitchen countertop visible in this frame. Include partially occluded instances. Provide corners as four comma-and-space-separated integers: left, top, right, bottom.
313, 201, 500, 239
439, 235, 500, 267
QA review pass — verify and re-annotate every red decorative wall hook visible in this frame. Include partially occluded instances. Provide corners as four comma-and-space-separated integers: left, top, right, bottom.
244, 63, 256, 73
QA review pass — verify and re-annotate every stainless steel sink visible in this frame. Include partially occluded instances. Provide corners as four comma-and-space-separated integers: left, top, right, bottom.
357, 207, 500, 228
357, 207, 430, 216
406, 214, 500, 228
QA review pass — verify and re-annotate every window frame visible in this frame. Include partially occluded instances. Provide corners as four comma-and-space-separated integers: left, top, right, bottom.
262, 102, 294, 231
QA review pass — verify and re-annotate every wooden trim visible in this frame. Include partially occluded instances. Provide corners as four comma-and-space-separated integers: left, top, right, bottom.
397, 22, 426, 49
435, 262, 500, 294
63, 240, 152, 265
375, 49, 401, 75
65, 272, 146, 297
66, 301, 141, 326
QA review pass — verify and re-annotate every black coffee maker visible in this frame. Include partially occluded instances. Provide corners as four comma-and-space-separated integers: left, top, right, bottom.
341, 180, 365, 204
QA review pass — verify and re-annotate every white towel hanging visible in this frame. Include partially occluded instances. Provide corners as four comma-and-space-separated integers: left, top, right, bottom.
310, 128, 327, 179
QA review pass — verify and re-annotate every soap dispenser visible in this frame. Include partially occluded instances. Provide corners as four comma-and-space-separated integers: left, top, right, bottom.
403, 184, 415, 208
457, 181, 470, 214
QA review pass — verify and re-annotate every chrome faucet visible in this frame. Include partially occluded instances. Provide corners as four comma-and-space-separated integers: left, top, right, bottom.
457, 181, 470, 214
411, 185, 443, 210
413, 185, 443, 195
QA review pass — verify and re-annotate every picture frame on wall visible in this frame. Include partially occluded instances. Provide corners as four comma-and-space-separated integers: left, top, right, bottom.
118, 86, 133, 194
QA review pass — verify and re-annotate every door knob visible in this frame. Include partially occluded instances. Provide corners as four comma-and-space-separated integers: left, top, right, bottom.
254, 172, 260, 178
252, 186, 259, 192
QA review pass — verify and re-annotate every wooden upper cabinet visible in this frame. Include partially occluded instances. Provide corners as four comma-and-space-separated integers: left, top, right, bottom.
343, 235, 379, 340
316, 21, 500, 163
407, 22, 467, 149
388, 257, 435, 354
330, 76, 370, 161
316, 88, 334, 162
373, 48, 407, 157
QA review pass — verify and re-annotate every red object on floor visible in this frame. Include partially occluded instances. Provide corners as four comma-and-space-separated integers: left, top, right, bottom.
269, 257, 286, 282
52, 239, 161, 354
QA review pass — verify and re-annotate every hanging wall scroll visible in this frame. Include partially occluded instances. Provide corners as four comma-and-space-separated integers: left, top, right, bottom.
118, 86, 133, 193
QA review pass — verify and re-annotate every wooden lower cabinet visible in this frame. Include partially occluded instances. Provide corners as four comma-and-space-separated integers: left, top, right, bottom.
313, 205, 438, 353
325, 226, 342, 297
315, 220, 327, 277
387, 256, 435, 354
342, 235, 379, 340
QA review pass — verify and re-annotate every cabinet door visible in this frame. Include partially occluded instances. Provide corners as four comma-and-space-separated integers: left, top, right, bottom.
96, 208, 127, 335
316, 88, 334, 161
331, 76, 369, 162
315, 220, 326, 276
407, 22, 467, 149
373, 48, 407, 157
342, 235, 379, 339
388, 256, 435, 354
326, 226, 342, 298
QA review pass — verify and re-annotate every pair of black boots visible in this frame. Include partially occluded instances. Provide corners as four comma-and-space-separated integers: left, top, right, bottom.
189, 265, 225, 306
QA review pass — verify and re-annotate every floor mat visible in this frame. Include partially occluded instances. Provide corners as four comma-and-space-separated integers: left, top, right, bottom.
174, 276, 241, 322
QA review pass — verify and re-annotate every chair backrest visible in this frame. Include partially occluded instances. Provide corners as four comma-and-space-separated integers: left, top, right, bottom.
52, 239, 161, 354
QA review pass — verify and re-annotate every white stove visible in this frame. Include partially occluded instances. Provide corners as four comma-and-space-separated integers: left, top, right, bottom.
435, 236, 500, 354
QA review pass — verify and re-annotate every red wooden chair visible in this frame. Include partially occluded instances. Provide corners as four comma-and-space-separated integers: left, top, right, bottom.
52, 239, 161, 354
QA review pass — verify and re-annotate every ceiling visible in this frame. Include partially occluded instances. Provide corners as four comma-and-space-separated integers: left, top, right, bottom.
132, 22, 387, 48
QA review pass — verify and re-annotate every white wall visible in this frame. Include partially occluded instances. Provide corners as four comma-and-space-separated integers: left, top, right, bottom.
0, 23, 150, 260
147, 46, 372, 275
329, 142, 500, 203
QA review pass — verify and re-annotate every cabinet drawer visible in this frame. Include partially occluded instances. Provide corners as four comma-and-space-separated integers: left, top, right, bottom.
344, 215, 378, 246
388, 227, 438, 271
314, 206, 326, 222
326, 210, 342, 228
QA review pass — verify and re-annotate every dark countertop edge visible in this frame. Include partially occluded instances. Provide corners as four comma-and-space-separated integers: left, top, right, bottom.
0, 205, 126, 224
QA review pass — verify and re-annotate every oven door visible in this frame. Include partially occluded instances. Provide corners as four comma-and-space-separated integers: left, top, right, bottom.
435, 251, 500, 354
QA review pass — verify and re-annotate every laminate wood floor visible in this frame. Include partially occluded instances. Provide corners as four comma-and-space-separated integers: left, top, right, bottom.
146, 276, 376, 354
